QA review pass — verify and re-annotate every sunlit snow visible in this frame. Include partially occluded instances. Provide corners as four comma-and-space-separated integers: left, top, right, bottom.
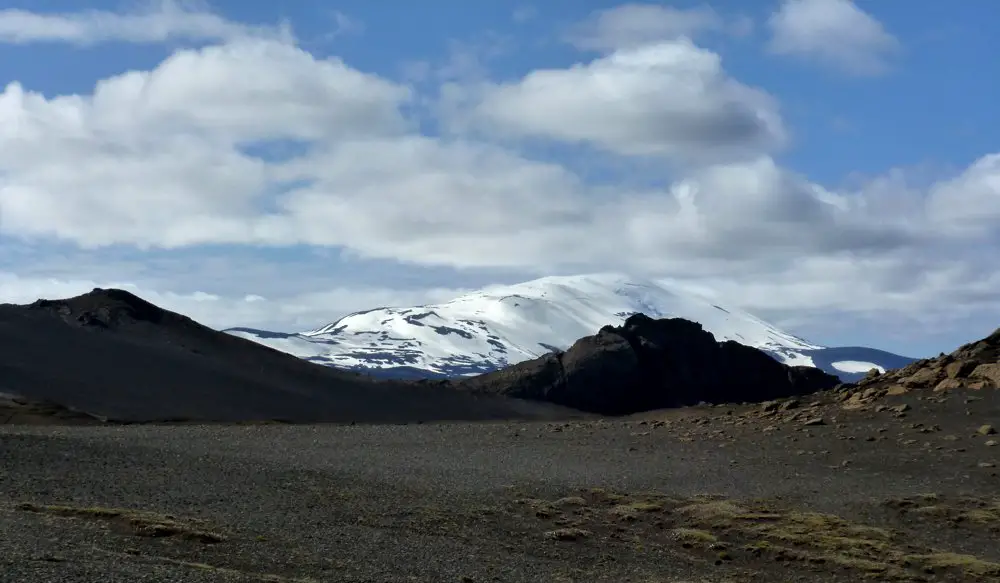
831, 361, 884, 374
228, 273, 824, 376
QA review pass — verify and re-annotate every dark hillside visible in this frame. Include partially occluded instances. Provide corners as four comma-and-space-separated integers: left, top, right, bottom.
0, 288, 580, 423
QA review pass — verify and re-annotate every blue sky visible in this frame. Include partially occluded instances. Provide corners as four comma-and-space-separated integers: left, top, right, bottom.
0, 0, 997, 357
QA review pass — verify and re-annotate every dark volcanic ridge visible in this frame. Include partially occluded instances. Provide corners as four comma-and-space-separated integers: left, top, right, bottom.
454, 313, 841, 415
0, 288, 583, 424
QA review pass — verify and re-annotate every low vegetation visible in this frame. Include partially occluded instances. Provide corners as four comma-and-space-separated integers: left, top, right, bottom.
503, 489, 1000, 581
14, 502, 225, 544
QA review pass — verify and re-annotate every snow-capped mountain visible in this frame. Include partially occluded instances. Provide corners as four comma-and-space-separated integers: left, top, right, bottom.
226, 274, 915, 382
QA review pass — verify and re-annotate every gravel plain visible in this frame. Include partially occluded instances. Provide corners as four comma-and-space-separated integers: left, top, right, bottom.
2, 387, 999, 582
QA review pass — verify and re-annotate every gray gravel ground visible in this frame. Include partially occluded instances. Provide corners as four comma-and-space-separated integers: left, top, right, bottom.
2, 389, 999, 582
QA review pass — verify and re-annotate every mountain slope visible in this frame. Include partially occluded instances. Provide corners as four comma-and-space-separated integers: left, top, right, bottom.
0, 289, 582, 423
229, 274, 914, 381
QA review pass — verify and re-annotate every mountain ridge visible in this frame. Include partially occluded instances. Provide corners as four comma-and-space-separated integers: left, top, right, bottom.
227, 274, 915, 382
0, 287, 582, 423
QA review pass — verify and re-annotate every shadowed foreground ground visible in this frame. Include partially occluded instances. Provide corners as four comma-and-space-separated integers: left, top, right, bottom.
2, 387, 998, 582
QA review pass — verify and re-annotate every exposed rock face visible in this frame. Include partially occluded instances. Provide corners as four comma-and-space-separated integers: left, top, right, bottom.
31, 288, 177, 328
835, 327, 1000, 409
456, 314, 840, 415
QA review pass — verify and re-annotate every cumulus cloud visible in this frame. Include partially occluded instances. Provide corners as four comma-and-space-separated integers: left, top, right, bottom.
767, 0, 900, 75
0, 39, 410, 247
673, 250, 1000, 351
0, 3, 997, 352
623, 157, 918, 261
0, 0, 292, 45
565, 3, 750, 51
451, 39, 786, 161
926, 154, 1000, 231
0, 31, 995, 276
567, 4, 721, 49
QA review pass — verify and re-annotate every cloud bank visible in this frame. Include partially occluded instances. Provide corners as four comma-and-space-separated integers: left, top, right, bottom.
0, 2, 996, 352
0, 0, 292, 46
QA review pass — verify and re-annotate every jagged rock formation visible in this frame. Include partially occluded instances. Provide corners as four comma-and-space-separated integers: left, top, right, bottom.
454, 314, 840, 415
30, 288, 194, 330
834, 327, 1000, 410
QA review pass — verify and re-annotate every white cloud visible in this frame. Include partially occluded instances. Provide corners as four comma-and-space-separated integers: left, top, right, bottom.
674, 251, 1000, 348
926, 154, 1000, 231
0, 38, 411, 247
565, 3, 747, 51
0, 0, 292, 45
0, 32, 995, 277
767, 0, 899, 75
450, 40, 786, 161
0, 4, 997, 352
624, 157, 919, 260
271, 137, 603, 269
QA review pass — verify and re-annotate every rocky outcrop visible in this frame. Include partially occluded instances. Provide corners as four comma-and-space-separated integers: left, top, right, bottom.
456, 314, 840, 415
28, 288, 208, 333
834, 327, 1000, 410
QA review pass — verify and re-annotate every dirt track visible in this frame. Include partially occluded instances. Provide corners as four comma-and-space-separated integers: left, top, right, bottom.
2, 387, 998, 582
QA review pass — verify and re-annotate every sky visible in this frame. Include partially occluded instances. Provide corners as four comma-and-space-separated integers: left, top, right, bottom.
0, 0, 997, 358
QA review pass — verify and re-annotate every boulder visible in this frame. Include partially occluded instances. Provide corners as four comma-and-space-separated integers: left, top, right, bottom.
901, 367, 943, 388
458, 314, 840, 415
971, 364, 1000, 388
934, 378, 964, 392
945, 360, 976, 379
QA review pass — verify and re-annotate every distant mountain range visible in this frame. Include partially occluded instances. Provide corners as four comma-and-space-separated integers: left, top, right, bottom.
227, 274, 916, 382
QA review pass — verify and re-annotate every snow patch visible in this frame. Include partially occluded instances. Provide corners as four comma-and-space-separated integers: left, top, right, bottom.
831, 361, 884, 374
771, 351, 816, 368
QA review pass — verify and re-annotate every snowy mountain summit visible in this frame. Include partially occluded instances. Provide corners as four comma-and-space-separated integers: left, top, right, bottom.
227, 274, 914, 382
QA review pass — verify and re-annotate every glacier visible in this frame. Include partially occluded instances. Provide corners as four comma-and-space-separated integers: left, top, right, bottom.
226, 274, 915, 382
